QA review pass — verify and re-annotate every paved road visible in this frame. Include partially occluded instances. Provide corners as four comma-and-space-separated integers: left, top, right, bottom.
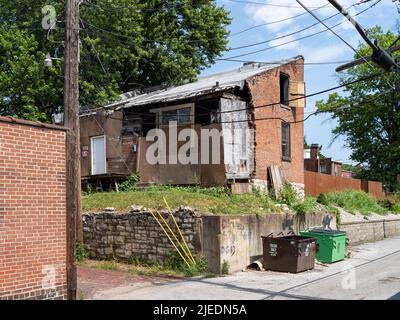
91, 237, 400, 300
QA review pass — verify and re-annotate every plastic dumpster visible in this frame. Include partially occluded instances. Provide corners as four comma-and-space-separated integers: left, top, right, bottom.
261, 234, 317, 273
300, 228, 347, 263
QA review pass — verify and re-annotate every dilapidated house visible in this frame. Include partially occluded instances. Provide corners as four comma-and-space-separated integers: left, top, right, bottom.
80, 56, 306, 193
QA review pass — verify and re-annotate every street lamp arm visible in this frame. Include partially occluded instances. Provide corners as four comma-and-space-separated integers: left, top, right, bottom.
336, 45, 400, 72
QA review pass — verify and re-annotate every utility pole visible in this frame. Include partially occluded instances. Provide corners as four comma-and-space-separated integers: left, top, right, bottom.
327, 0, 399, 72
64, 0, 81, 300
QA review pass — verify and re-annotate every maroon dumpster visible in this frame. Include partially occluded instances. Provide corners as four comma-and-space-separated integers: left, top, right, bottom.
262, 234, 317, 273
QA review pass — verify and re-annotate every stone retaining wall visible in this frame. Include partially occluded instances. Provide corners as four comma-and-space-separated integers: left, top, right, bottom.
83, 208, 335, 274
83, 206, 203, 263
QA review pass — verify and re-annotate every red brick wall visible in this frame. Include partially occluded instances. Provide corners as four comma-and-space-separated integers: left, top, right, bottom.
0, 119, 67, 300
247, 59, 305, 184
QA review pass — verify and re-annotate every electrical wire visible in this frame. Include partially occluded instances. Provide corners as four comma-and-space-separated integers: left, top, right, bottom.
81, 0, 372, 51
85, 85, 392, 128
217, 57, 353, 65
82, 71, 385, 122
228, 1, 364, 51
222, 0, 380, 60
388, 35, 400, 49
227, 0, 328, 9
295, 0, 395, 91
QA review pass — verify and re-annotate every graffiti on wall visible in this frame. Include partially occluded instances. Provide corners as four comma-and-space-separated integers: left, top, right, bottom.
220, 218, 250, 266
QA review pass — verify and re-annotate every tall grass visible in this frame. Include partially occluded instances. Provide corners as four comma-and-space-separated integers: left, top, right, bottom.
325, 190, 386, 215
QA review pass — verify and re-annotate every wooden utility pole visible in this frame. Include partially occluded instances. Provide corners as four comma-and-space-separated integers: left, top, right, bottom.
64, 0, 81, 300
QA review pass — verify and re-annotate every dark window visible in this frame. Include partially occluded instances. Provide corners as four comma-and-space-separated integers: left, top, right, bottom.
161, 107, 192, 125
161, 110, 177, 125
280, 73, 289, 105
178, 107, 191, 123
281, 121, 291, 161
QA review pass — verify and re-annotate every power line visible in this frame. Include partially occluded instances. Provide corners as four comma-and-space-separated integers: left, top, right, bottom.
81, 1, 364, 50
85, 84, 392, 128
82, 70, 384, 121
222, 0, 380, 59
204, 71, 384, 117
217, 58, 353, 65
80, 0, 376, 59
88, 0, 331, 40
388, 35, 400, 49
227, 0, 328, 9
295, 0, 395, 91
228, 0, 365, 51
295, 0, 361, 56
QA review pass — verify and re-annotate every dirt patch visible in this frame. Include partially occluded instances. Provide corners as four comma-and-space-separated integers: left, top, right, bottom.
78, 266, 182, 299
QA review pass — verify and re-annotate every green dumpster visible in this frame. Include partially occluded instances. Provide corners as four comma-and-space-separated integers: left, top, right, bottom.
300, 228, 347, 263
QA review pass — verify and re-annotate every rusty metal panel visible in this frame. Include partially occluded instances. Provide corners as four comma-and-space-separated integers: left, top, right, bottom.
304, 171, 384, 198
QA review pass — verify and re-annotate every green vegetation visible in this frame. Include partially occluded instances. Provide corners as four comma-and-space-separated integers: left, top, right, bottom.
278, 183, 317, 215
323, 190, 387, 215
221, 260, 230, 275
83, 185, 279, 215
76, 241, 88, 263
119, 172, 140, 192
93, 261, 119, 271
316, 27, 400, 191
378, 194, 400, 214
81, 251, 209, 278
342, 164, 358, 173
1, 0, 231, 120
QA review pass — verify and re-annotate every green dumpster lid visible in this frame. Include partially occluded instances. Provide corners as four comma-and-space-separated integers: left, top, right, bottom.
306, 228, 346, 235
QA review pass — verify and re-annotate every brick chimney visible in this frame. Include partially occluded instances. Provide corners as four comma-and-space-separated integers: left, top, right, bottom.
310, 144, 319, 160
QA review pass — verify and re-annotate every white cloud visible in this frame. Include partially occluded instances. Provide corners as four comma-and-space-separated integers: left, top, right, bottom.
243, 0, 356, 33
303, 44, 347, 62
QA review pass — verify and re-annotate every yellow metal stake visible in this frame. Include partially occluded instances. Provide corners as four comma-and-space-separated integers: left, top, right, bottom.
163, 198, 196, 265
155, 209, 195, 265
148, 208, 191, 268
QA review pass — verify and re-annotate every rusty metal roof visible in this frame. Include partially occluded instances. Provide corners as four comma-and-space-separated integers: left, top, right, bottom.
105, 56, 303, 110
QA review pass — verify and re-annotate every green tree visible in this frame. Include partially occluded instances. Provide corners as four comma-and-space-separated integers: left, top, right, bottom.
0, 0, 231, 119
316, 27, 400, 191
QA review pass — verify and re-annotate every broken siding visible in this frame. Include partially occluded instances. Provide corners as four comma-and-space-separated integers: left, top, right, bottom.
220, 98, 254, 180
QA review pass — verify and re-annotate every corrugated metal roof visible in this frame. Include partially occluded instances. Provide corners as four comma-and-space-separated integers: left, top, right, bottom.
106, 56, 303, 110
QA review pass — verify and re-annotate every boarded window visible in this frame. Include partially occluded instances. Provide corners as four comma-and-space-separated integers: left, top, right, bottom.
289, 81, 306, 108
281, 121, 291, 161
280, 73, 290, 106
156, 104, 194, 126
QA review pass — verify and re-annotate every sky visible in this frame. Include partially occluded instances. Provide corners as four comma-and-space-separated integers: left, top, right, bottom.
202, 0, 399, 164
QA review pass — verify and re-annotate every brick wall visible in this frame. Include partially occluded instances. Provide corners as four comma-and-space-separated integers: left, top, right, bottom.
83, 207, 203, 263
0, 118, 67, 300
247, 59, 305, 185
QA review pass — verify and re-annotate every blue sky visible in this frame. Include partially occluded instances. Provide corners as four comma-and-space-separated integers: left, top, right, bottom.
202, 0, 399, 164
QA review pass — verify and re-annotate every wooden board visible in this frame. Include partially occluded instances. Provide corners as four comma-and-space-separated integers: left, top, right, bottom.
268, 165, 285, 197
